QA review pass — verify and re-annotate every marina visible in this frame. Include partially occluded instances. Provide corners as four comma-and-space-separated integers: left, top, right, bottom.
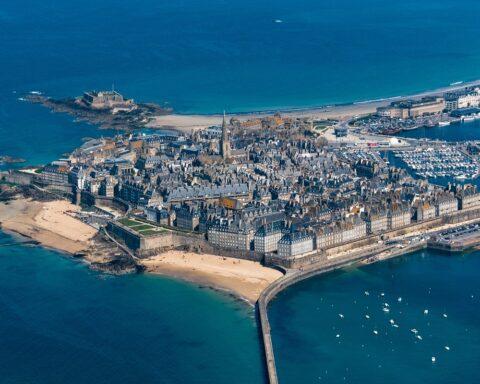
391, 146, 480, 180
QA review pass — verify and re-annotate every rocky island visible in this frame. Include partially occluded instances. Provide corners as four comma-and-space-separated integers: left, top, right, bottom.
0, 155, 26, 164
25, 90, 172, 131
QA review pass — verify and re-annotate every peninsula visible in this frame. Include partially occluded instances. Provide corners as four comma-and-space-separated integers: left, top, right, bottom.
6, 83, 480, 381
6, 84, 480, 297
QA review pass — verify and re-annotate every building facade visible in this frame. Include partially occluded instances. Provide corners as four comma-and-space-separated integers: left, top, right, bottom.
278, 232, 314, 258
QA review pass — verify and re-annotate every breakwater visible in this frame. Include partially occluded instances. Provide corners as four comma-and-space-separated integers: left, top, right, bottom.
257, 248, 395, 384
257, 239, 453, 384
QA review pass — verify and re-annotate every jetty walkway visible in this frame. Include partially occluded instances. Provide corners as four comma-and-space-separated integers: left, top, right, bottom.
257, 242, 425, 384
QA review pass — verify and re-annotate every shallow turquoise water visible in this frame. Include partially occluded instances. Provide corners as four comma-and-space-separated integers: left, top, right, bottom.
0, 232, 265, 384
269, 250, 480, 383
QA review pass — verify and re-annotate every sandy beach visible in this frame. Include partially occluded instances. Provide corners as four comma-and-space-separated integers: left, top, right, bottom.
147, 114, 225, 133
146, 79, 480, 133
141, 250, 283, 303
0, 198, 283, 302
0, 198, 96, 254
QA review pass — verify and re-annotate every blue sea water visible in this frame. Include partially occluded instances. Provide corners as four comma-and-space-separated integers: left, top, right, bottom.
269, 250, 480, 384
396, 120, 480, 142
1, 1, 480, 383
0, 232, 264, 384
2, 0, 480, 166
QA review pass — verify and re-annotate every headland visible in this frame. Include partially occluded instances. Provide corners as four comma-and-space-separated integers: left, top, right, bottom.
0, 186, 282, 303
8, 79, 480, 382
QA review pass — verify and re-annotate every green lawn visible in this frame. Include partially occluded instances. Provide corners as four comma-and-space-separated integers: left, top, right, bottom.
128, 224, 154, 231
118, 218, 140, 227
137, 228, 166, 236
117, 217, 168, 236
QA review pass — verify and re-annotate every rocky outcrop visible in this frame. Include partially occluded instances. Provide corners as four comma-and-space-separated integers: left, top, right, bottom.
90, 255, 144, 275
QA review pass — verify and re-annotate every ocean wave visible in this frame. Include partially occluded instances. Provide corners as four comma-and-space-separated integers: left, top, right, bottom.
354, 96, 403, 105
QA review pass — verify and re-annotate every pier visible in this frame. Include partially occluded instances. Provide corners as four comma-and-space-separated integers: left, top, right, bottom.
257, 218, 480, 383
257, 245, 413, 384
428, 223, 480, 252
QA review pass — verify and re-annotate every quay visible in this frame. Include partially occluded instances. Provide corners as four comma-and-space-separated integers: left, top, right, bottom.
428, 223, 480, 252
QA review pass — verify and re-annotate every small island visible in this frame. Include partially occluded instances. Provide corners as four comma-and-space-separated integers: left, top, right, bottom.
0, 155, 26, 164
25, 89, 172, 131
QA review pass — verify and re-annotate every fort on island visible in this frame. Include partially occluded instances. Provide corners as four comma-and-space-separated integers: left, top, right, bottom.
5, 83, 480, 383
77, 89, 137, 113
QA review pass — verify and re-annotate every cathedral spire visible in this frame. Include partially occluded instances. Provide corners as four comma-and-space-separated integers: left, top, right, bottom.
220, 110, 230, 159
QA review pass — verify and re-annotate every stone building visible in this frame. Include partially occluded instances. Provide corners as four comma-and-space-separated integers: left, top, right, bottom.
278, 231, 314, 258
220, 112, 230, 159
175, 204, 201, 231
340, 216, 367, 243
36, 165, 69, 185
316, 225, 341, 250
207, 219, 253, 251
455, 185, 480, 210
435, 192, 458, 216
254, 221, 285, 254
388, 204, 411, 229
413, 200, 436, 222
80, 90, 136, 112
365, 208, 388, 234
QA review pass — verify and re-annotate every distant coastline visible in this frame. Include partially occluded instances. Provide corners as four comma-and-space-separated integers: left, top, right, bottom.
21, 79, 480, 135
177, 78, 480, 116
147, 79, 480, 132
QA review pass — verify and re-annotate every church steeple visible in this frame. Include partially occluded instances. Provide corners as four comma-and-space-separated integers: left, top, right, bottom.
220, 110, 230, 159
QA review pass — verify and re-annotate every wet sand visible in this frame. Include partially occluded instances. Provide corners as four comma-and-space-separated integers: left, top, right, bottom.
141, 250, 283, 303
